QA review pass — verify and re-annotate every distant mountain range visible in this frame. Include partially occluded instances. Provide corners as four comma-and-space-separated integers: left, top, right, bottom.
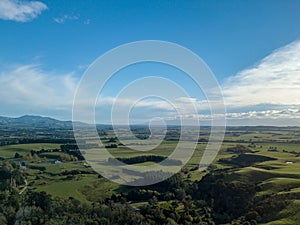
0, 115, 74, 129
0, 115, 294, 129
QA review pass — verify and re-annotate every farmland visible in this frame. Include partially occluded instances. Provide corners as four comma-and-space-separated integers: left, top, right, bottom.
1, 122, 300, 224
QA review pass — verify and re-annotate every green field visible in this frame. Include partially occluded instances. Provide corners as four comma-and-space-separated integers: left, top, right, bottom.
0, 143, 61, 158
2, 127, 300, 224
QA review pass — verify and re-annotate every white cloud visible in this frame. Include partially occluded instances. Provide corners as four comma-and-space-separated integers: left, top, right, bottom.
53, 14, 79, 24
223, 108, 300, 126
93, 96, 212, 124
2, 40, 300, 125
0, 0, 47, 22
0, 64, 78, 118
97, 96, 208, 112
226, 108, 300, 120
223, 40, 300, 107
99, 39, 300, 124
218, 39, 300, 125
84, 19, 90, 25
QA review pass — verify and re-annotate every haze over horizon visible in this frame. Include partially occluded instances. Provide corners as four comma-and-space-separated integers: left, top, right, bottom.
1, 0, 300, 126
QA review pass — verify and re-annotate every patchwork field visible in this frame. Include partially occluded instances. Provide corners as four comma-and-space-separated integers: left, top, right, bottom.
1, 126, 300, 224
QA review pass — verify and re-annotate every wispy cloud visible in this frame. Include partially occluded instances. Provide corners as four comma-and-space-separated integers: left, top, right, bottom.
53, 14, 79, 24
223, 40, 300, 107
217, 39, 300, 125
95, 96, 300, 124
2, 39, 300, 125
226, 108, 300, 120
84, 19, 90, 25
94, 96, 211, 124
224, 108, 300, 126
97, 96, 208, 112
0, 64, 78, 118
0, 0, 47, 22
96, 39, 300, 124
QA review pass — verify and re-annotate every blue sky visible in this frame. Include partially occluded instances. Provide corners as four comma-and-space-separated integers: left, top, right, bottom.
1, 0, 300, 125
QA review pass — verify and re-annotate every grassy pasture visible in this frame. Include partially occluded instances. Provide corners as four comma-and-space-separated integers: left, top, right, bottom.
2, 127, 300, 223
0, 143, 61, 158
34, 174, 98, 202
261, 200, 300, 225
